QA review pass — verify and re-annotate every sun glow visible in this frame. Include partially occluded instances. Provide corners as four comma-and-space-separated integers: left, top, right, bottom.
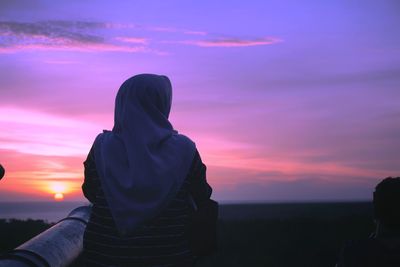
54, 192, 64, 201
49, 182, 68, 201
51, 182, 66, 193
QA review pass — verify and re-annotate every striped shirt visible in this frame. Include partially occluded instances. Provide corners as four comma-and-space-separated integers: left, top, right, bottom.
82, 148, 212, 267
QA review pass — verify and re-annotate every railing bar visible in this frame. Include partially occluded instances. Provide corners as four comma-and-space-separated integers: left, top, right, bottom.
57, 216, 88, 225
0, 252, 43, 267
11, 249, 50, 267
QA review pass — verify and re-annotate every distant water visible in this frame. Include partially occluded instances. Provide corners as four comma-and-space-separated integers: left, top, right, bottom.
0, 201, 372, 223
0, 201, 89, 222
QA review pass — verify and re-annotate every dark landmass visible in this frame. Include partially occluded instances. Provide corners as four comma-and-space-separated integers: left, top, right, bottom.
219, 201, 372, 220
0, 218, 54, 252
0, 202, 374, 267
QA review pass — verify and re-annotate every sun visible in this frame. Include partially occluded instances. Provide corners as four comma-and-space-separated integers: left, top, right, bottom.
54, 192, 64, 201
48, 182, 68, 201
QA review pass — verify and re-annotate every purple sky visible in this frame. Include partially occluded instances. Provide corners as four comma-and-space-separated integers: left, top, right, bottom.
0, 0, 399, 202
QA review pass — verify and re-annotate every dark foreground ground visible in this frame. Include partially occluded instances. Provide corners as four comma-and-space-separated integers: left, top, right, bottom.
0, 202, 374, 267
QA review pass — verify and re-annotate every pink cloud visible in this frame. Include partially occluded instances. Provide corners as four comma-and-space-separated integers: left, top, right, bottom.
0, 40, 148, 53
175, 37, 282, 47
115, 36, 148, 44
0, 107, 99, 156
0, 20, 153, 54
0, 43, 147, 53
103, 23, 207, 35
1, 20, 279, 54
183, 30, 207, 36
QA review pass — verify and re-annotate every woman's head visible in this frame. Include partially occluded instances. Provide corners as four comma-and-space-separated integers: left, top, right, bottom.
373, 177, 400, 229
113, 74, 173, 133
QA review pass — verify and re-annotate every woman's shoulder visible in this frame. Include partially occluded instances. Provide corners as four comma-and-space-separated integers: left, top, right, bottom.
192, 148, 204, 165
187, 149, 206, 179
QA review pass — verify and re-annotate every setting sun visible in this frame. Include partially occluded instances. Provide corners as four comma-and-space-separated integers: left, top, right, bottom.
54, 193, 64, 201
48, 182, 70, 201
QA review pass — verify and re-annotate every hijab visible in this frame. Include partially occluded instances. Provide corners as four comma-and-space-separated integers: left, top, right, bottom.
93, 74, 196, 236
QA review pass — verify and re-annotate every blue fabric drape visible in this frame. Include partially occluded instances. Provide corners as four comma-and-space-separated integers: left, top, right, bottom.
93, 74, 196, 236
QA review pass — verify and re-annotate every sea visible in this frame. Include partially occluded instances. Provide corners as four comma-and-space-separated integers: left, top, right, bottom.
0, 201, 89, 222
0, 201, 373, 223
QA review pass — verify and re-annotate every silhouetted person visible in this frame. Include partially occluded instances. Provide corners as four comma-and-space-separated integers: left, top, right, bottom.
81, 74, 215, 267
336, 177, 400, 267
0, 164, 4, 180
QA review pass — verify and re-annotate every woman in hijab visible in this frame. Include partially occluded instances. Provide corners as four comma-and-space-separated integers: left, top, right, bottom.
81, 74, 213, 267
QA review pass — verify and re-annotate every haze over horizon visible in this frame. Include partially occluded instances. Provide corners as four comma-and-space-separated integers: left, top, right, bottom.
0, 0, 399, 202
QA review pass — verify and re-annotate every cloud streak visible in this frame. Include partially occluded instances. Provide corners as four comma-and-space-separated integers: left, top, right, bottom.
0, 20, 105, 42
0, 20, 280, 53
0, 107, 99, 156
173, 37, 282, 47
0, 20, 148, 53
0, 43, 146, 53
115, 36, 148, 44
146, 26, 207, 36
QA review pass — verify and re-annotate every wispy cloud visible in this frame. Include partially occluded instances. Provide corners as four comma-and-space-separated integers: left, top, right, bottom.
0, 43, 147, 53
0, 107, 99, 156
0, 20, 279, 54
105, 23, 207, 36
42, 59, 79, 65
0, 20, 148, 53
0, 20, 105, 42
173, 37, 282, 47
114, 36, 148, 44
183, 30, 207, 36
105, 22, 136, 29
147, 26, 207, 36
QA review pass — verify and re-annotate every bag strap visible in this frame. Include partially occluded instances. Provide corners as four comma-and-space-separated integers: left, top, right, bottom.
187, 193, 198, 211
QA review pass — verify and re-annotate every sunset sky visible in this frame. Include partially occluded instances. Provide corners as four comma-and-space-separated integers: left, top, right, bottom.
0, 0, 399, 202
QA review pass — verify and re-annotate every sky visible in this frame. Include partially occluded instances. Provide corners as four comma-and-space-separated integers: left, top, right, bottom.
0, 0, 399, 202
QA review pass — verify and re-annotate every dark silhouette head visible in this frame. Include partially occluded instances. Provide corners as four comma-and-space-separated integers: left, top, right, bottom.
113, 74, 172, 133
0, 164, 4, 180
373, 177, 400, 229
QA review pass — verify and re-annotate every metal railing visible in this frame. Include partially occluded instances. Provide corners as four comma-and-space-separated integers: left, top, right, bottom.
0, 206, 91, 267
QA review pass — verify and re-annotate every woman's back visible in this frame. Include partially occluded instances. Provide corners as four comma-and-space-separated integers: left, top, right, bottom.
81, 74, 214, 266
82, 148, 211, 267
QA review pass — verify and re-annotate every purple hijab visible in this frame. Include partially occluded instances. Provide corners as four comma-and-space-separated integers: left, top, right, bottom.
93, 74, 196, 236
